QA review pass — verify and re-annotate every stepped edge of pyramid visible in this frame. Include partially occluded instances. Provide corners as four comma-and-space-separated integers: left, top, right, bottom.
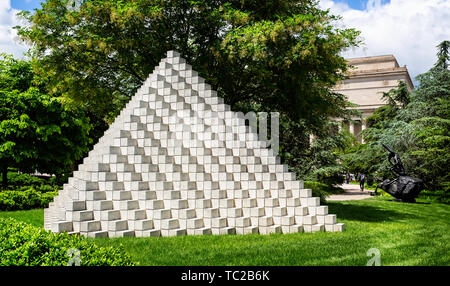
44, 50, 345, 238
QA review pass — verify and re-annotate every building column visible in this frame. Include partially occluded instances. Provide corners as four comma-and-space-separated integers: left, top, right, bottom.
361, 120, 367, 144
349, 122, 355, 137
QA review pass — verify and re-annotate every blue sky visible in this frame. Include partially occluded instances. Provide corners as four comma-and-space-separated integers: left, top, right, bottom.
334, 0, 390, 10
10, 0, 44, 11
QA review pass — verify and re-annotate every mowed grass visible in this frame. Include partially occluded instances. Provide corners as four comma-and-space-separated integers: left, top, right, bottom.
2, 197, 449, 266
0, 208, 44, 227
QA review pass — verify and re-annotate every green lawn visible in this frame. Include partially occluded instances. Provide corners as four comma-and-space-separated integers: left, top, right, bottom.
1, 197, 449, 266
0, 208, 44, 227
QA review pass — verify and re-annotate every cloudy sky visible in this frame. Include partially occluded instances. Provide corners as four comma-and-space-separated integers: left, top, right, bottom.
2, 0, 449, 84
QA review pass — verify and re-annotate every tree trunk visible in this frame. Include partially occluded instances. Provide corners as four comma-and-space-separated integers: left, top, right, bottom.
1, 167, 7, 190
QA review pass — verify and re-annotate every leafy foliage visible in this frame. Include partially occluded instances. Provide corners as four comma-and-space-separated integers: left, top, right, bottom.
344, 41, 450, 201
0, 188, 57, 211
16, 0, 361, 185
0, 218, 135, 266
0, 54, 92, 188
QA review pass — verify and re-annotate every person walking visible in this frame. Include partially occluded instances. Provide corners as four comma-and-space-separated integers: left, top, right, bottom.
359, 173, 366, 191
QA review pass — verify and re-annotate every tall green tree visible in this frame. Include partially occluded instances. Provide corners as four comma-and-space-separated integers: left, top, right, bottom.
17, 0, 360, 183
345, 41, 450, 200
435, 40, 449, 70
0, 54, 92, 189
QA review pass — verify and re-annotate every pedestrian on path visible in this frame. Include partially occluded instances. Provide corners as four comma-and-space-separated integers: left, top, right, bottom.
358, 173, 366, 191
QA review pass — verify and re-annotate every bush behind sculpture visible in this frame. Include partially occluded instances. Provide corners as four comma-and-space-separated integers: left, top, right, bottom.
0, 188, 58, 211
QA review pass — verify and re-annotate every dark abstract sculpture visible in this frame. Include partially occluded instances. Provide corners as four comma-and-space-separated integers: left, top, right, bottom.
375, 144, 424, 203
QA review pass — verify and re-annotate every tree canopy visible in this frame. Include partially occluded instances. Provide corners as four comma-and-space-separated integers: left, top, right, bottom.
0, 54, 91, 188
16, 0, 360, 183
343, 40, 450, 200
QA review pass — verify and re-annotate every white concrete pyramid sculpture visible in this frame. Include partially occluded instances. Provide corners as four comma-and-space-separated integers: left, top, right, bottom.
44, 51, 345, 238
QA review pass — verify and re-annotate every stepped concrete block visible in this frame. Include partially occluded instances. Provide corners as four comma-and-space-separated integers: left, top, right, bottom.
307, 197, 320, 207
312, 224, 324, 233
134, 219, 154, 231
302, 215, 317, 225
161, 219, 180, 230
187, 218, 204, 229
110, 230, 135, 238
93, 200, 113, 211
191, 228, 212, 235
45, 50, 343, 238
195, 199, 212, 209
281, 216, 295, 226
281, 225, 303, 234
212, 227, 236, 235
108, 220, 128, 231
334, 223, 345, 232
101, 210, 121, 221
316, 215, 325, 224
162, 190, 181, 200
294, 206, 309, 216
171, 199, 189, 209
300, 189, 312, 197
53, 221, 73, 233
316, 206, 328, 215
65, 201, 86, 211
140, 230, 161, 237
258, 216, 274, 227
178, 209, 196, 219
259, 226, 282, 235
87, 191, 106, 201
87, 231, 109, 238
120, 200, 139, 210
212, 217, 228, 228
128, 210, 147, 220
146, 200, 164, 209
73, 211, 94, 222
203, 208, 220, 218
227, 208, 243, 218
325, 214, 337, 225
286, 198, 301, 207
235, 217, 251, 227
80, 221, 101, 232
251, 208, 265, 217
151, 209, 172, 219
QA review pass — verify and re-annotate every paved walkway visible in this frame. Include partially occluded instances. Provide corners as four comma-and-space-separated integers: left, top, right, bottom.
327, 183, 372, 201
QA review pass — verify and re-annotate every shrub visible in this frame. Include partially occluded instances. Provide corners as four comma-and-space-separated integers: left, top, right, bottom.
0, 188, 58, 211
0, 218, 135, 266
6, 172, 48, 188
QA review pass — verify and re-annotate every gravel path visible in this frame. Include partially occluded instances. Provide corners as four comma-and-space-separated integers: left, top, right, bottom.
327, 183, 372, 201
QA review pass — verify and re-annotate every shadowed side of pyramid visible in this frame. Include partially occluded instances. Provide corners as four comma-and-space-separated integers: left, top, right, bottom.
44, 51, 345, 238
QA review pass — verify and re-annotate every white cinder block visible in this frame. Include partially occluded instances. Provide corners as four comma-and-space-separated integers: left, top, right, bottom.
45, 50, 343, 238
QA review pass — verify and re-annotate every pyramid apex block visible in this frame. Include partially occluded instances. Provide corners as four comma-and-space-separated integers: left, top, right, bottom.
167, 50, 181, 57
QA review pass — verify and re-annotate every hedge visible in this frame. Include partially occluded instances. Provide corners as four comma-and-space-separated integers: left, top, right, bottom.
0, 218, 135, 266
0, 188, 58, 211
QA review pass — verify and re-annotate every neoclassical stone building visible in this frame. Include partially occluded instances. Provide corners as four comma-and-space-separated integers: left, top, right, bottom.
334, 55, 414, 142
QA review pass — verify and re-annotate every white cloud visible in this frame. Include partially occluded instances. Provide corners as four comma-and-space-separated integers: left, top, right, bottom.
319, 0, 450, 84
0, 0, 28, 58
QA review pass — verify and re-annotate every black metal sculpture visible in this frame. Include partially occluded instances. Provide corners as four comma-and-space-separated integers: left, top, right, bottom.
375, 144, 424, 203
